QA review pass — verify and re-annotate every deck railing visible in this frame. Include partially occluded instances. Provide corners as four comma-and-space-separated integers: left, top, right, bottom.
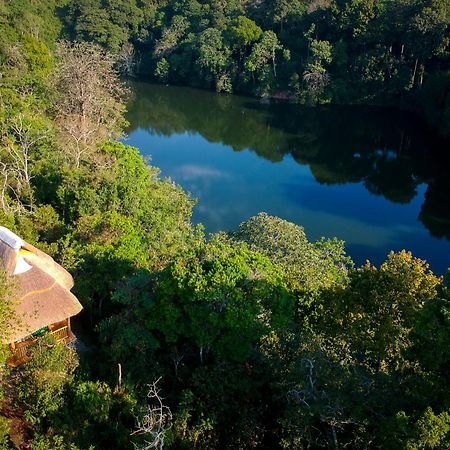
7, 323, 72, 367
50, 325, 70, 342
12, 340, 36, 360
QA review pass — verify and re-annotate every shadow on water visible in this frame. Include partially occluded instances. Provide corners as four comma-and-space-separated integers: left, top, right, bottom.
125, 82, 450, 269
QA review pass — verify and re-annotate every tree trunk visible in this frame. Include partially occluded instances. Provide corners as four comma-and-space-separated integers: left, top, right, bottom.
272, 50, 277, 77
411, 58, 419, 88
419, 64, 424, 87
331, 425, 339, 450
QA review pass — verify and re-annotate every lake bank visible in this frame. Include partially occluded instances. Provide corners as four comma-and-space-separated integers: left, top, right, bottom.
124, 81, 450, 274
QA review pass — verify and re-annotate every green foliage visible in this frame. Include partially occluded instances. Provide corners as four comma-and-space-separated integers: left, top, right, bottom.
316, 251, 440, 372
153, 236, 293, 362
405, 408, 450, 450
46, 141, 196, 323
231, 212, 351, 294
73, 381, 113, 423
0, 0, 64, 48
411, 296, 450, 374
17, 338, 79, 424
196, 28, 231, 90
154, 15, 190, 58
276, 252, 445, 449
226, 16, 262, 48
101, 235, 294, 375
268, 0, 307, 26
155, 57, 170, 83
1, 2, 450, 448
0, 416, 11, 447
244, 30, 287, 96
69, 0, 144, 53
61, 0, 450, 134
301, 29, 334, 104
30, 434, 82, 450
306, 39, 333, 75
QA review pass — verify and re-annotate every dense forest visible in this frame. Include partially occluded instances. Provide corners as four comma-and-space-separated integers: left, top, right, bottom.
65, 0, 450, 137
0, 0, 450, 449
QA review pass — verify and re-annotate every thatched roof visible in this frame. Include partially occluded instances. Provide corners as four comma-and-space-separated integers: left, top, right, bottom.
0, 240, 17, 274
0, 226, 83, 343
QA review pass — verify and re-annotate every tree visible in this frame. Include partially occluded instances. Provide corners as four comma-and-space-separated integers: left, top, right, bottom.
404, 0, 450, 89
245, 31, 283, 88
0, 110, 52, 214
66, 211, 150, 321
196, 28, 231, 91
152, 237, 293, 364
411, 296, 450, 375
278, 339, 364, 450
278, 251, 445, 449
131, 378, 172, 450
118, 42, 138, 77
230, 213, 351, 294
226, 16, 262, 49
155, 58, 170, 83
316, 250, 440, 373
333, 0, 378, 39
52, 41, 127, 167
69, 0, 144, 53
100, 236, 293, 372
16, 338, 79, 425
265, 0, 307, 29
154, 15, 190, 58
302, 27, 333, 103
53, 141, 196, 320
405, 407, 450, 450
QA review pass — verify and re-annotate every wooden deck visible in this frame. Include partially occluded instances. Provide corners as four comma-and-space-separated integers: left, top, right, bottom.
7, 320, 75, 368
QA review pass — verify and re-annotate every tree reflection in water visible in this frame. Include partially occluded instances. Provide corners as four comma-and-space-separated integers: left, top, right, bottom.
125, 82, 450, 265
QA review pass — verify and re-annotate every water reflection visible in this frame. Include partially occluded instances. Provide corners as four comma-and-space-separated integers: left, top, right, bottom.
125, 82, 450, 271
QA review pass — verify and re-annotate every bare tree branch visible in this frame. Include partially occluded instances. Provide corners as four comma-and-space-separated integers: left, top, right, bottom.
131, 378, 172, 450
52, 41, 128, 168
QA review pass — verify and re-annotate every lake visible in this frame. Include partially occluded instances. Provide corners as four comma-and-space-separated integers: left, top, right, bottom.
124, 82, 450, 274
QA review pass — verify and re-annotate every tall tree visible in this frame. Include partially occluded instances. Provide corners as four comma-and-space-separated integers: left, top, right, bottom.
196, 28, 231, 91
52, 42, 127, 167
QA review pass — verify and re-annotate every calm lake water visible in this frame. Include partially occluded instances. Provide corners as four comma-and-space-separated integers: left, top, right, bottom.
124, 82, 450, 274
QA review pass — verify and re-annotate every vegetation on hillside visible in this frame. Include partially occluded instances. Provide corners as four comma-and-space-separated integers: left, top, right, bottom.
66, 0, 450, 136
0, 1, 449, 448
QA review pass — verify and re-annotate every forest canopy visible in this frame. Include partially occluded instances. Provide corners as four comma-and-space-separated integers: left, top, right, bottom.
0, 0, 449, 449
65, 0, 450, 136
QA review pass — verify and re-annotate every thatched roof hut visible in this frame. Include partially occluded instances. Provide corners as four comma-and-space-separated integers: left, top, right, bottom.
0, 226, 83, 344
